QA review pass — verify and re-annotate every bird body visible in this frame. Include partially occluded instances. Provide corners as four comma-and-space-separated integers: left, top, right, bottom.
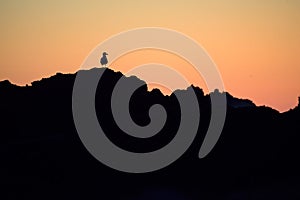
100, 52, 108, 67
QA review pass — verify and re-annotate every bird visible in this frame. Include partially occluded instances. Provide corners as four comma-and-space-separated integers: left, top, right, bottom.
100, 52, 108, 67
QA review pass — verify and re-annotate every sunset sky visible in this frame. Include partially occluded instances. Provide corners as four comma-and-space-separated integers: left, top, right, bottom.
0, 0, 299, 112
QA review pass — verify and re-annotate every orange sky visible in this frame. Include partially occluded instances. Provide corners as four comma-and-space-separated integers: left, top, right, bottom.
0, 0, 299, 112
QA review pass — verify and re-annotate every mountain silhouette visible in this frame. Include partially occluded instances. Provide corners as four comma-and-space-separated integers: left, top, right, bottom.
0, 68, 299, 199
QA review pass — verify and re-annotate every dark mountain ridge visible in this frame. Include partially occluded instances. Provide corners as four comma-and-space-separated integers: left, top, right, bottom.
0, 68, 280, 111
0, 68, 299, 199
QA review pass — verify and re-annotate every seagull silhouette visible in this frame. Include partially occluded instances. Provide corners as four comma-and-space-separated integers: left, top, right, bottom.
100, 52, 108, 67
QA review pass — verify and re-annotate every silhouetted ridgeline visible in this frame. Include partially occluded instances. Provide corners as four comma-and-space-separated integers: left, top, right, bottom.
0, 68, 299, 199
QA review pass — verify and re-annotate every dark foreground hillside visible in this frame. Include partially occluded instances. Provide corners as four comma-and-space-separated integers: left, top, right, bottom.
0, 68, 299, 199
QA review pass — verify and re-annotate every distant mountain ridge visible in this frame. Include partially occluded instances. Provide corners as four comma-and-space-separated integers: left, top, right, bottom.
1, 68, 289, 111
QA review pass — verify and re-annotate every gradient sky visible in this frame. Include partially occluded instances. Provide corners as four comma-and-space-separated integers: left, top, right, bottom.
0, 0, 299, 112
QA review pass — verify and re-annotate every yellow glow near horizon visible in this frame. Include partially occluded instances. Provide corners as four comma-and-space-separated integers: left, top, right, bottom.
0, 0, 299, 112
